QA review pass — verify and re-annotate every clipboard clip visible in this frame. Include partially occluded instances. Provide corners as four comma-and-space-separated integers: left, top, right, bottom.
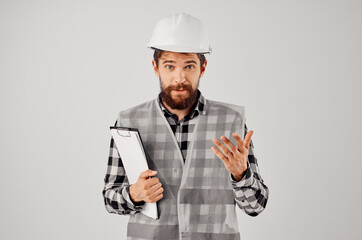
116, 130, 131, 137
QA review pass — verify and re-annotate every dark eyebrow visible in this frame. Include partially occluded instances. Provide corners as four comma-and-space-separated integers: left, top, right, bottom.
161, 60, 175, 64
161, 60, 198, 65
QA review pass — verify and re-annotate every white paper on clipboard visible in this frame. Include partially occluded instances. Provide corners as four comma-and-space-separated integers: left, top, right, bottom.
110, 127, 158, 219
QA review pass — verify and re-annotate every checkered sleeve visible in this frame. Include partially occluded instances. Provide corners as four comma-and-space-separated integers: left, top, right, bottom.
230, 124, 269, 217
102, 121, 145, 215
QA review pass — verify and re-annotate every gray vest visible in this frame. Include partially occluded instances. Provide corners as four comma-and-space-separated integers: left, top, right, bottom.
117, 98, 245, 240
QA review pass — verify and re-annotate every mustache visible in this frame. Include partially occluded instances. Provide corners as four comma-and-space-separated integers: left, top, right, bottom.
166, 83, 192, 91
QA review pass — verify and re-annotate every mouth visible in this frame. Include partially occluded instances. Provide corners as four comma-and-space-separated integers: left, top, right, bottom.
173, 89, 188, 93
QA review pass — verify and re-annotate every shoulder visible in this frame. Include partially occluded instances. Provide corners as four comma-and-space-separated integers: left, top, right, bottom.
117, 99, 157, 123
205, 98, 245, 118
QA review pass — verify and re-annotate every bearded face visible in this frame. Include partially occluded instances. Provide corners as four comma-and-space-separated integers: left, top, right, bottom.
153, 52, 206, 111
159, 79, 199, 110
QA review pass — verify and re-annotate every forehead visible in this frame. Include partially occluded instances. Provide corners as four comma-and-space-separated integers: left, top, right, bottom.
160, 51, 199, 63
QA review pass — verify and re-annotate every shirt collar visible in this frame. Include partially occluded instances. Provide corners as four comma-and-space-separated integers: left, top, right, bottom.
157, 90, 207, 120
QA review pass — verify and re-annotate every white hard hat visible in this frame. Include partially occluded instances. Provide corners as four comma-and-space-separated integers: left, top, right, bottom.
147, 12, 212, 54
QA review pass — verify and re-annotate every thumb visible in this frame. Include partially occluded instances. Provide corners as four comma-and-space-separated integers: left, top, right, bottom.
139, 169, 157, 179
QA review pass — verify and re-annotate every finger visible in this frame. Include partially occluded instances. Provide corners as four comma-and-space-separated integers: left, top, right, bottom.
232, 132, 245, 153
212, 138, 233, 157
154, 186, 164, 196
139, 169, 157, 179
220, 136, 237, 153
154, 193, 164, 202
244, 130, 254, 150
149, 188, 164, 203
211, 146, 229, 164
146, 177, 160, 188
150, 182, 162, 192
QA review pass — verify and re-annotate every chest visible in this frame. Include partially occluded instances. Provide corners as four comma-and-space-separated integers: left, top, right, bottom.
138, 112, 238, 190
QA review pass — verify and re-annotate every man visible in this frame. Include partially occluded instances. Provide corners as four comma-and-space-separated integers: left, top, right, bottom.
103, 12, 269, 240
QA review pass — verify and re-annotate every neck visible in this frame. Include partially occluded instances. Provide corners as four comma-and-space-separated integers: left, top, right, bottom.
161, 100, 194, 122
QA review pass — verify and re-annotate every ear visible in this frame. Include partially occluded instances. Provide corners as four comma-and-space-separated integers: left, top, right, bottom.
199, 59, 207, 78
152, 60, 160, 78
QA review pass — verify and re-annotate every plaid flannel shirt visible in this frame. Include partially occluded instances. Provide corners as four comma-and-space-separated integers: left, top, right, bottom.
158, 91, 205, 161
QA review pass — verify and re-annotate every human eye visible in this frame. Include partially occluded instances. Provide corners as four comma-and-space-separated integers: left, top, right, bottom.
185, 65, 195, 69
165, 65, 174, 70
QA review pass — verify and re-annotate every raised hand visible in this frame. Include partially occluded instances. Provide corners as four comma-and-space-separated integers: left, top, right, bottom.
211, 131, 254, 182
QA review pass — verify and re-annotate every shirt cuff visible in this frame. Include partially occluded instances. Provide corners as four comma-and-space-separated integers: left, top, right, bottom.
230, 165, 254, 188
122, 186, 145, 210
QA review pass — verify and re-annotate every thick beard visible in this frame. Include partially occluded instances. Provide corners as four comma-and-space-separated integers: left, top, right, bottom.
159, 79, 199, 110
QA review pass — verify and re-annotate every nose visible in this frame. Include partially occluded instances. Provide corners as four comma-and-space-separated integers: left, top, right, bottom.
174, 68, 186, 84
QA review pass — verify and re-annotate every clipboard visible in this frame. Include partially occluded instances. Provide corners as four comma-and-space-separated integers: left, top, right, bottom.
110, 126, 158, 219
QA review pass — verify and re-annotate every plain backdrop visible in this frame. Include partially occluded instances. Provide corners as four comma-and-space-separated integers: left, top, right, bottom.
1, 0, 361, 239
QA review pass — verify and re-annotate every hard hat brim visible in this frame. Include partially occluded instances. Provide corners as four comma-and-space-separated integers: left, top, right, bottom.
147, 45, 212, 54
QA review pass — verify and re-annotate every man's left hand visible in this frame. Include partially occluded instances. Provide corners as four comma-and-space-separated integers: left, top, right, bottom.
211, 131, 253, 182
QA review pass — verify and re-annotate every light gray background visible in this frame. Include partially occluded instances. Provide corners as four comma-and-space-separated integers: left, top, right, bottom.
1, 0, 361, 239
